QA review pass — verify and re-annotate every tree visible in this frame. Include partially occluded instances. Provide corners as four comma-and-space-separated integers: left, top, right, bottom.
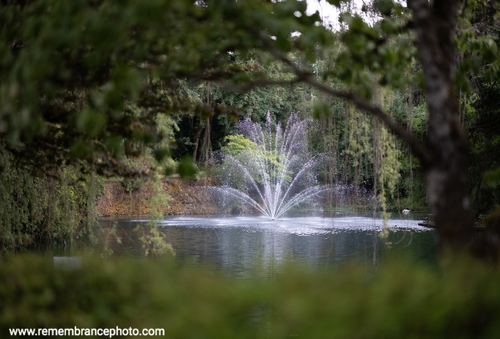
0, 0, 325, 173
2, 0, 499, 254
326, 0, 500, 254
220, 0, 499, 254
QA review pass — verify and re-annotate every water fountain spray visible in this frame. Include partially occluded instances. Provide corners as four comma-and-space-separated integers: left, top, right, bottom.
212, 111, 329, 219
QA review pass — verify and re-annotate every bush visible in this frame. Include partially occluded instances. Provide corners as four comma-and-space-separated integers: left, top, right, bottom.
1, 255, 500, 338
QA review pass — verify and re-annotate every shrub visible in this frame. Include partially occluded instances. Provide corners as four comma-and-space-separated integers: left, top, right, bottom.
1, 255, 500, 338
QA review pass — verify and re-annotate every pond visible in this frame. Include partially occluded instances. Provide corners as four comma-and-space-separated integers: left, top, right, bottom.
98, 213, 437, 278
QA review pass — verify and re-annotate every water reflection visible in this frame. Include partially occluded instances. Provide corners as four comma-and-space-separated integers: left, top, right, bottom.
99, 215, 437, 278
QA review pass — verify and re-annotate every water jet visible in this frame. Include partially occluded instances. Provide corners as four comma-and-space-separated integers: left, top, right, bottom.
211, 111, 329, 219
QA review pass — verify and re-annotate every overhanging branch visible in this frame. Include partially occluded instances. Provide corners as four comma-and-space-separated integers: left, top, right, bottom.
304, 76, 432, 165
253, 32, 432, 165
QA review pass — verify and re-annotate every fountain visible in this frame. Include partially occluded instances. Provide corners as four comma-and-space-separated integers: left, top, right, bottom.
212, 111, 329, 219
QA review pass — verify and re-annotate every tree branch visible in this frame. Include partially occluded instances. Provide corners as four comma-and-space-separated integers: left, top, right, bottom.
305, 76, 432, 165
254, 31, 432, 165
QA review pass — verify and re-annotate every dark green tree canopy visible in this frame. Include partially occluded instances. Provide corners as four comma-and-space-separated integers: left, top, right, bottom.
0, 0, 329, 176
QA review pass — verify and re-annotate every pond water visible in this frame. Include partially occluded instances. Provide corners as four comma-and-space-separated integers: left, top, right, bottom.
99, 213, 437, 278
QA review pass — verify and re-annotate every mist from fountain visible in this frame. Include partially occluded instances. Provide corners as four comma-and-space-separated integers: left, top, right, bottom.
212, 111, 329, 219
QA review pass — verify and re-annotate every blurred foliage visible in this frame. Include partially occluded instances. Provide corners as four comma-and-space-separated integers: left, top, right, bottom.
141, 173, 175, 257
484, 166, 500, 188
328, 0, 500, 97
0, 0, 327, 175
2, 254, 500, 338
0, 148, 103, 253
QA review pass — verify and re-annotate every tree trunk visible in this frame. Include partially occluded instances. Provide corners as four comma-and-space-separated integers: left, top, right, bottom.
192, 122, 203, 163
409, 0, 474, 250
200, 117, 211, 164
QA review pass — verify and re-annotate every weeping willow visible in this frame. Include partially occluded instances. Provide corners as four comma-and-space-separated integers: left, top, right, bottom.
139, 172, 175, 257
346, 102, 372, 188
373, 87, 402, 237
344, 86, 402, 238
0, 148, 103, 253
320, 102, 340, 208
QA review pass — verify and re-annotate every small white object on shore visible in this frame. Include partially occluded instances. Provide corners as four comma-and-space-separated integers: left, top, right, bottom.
402, 209, 410, 215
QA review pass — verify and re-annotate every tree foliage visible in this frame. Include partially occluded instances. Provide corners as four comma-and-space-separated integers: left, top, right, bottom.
2, 0, 500, 254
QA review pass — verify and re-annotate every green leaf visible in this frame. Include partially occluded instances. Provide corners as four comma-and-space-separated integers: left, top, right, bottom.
177, 156, 198, 180
132, 131, 158, 145
484, 70, 493, 83
326, 0, 345, 8
70, 140, 94, 159
143, 132, 158, 145
483, 166, 500, 187
470, 56, 482, 74
455, 69, 472, 93
76, 108, 107, 137
480, 40, 497, 64
104, 87, 123, 111
312, 101, 330, 119
164, 166, 174, 177
154, 148, 170, 162
105, 136, 124, 159
374, 0, 395, 15
380, 18, 399, 34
